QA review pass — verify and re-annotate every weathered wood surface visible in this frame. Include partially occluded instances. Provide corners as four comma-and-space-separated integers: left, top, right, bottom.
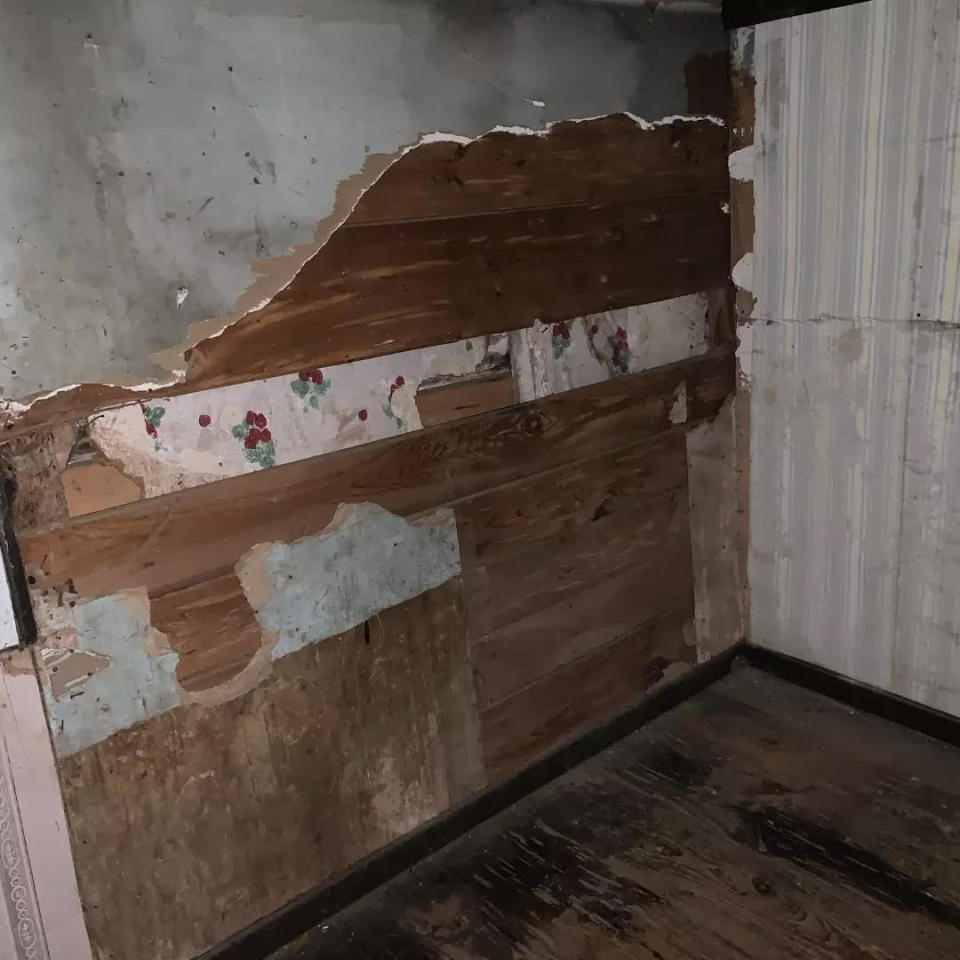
1, 116, 728, 439
481, 609, 695, 781
150, 571, 263, 692
349, 115, 727, 224
183, 117, 728, 387
274, 666, 960, 960
183, 194, 728, 387
20, 350, 733, 598
59, 579, 484, 960
415, 369, 516, 427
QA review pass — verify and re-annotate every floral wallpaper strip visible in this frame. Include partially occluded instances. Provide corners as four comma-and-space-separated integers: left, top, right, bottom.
89, 294, 708, 502
511, 293, 709, 403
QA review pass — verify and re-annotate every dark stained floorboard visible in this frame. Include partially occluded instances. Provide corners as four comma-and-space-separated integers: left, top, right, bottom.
272, 665, 960, 959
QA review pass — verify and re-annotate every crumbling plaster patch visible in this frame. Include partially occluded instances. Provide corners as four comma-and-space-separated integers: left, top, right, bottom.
39, 591, 179, 757
35, 504, 462, 755
237, 503, 461, 660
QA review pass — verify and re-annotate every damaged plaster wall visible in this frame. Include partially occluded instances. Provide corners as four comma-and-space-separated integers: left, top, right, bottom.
35, 504, 462, 756
743, 1, 960, 716
81, 292, 712, 504
0, 0, 723, 402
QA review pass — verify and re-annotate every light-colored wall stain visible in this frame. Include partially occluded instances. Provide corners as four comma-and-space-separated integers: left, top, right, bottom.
238, 503, 461, 660
42, 592, 180, 756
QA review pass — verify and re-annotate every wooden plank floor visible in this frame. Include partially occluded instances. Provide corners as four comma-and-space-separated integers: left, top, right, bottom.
272, 665, 960, 959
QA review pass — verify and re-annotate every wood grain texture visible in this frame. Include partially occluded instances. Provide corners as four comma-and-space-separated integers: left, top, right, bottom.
59, 578, 483, 960
455, 432, 688, 567
467, 489, 689, 638
61, 461, 142, 518
415, 369, 516, 427
183, 193, 729, 386
479, 608, 695, 782
150, 572, 263, 692
470, 495, 695, 711
454, 429, 695, 764
277, 666, 960, 960
0, 116, 727, 440
348, 115, 728, 225
20, 350, 733, 598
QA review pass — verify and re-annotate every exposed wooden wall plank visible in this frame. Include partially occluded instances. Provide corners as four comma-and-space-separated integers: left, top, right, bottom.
183, 194, 729, 387
467, 491, 686, 635
20, 350, 733, 598
455, 433, 688, 568
58, 578, 483, 960
480, 609, 695, 782
460, 440, 696, 736
472, 558, 693, 711
415, 369, 516, 427
150, 572, 263, 693
0, 117, 727, 441
349, 115, 728, 224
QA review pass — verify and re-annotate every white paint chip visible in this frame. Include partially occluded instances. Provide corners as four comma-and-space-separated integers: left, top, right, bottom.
668, 380, 688, 425
728, 144, 756, 183
176, 286, 189, 307
732, 252, 754, 296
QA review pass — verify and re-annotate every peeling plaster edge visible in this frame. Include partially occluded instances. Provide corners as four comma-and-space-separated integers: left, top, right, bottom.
2, 111, 727, 421
487, 113, 726, 138
3, 379, 178, 414
194, 111, 726, 341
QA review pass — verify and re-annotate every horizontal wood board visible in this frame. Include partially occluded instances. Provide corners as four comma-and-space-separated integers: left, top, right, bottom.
21, 350, 733, 599
2, 117, 728, 438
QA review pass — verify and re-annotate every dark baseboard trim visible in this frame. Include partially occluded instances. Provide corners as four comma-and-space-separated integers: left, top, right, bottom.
722, 0, 866, 30
200, 641, 744, 960
741, 644, 960, 750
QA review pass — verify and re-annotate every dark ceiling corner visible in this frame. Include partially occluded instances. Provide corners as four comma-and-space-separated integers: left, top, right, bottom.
722, 0, 867, 29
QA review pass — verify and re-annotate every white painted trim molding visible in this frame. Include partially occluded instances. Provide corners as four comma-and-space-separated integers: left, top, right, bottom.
0, 651, 91, 960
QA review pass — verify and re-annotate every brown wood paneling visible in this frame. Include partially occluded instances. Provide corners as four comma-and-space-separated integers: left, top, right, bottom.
151, 572, 263, 692
183, 193, 729, 386
480, 609, 695, 782
415, 369, 516, 427
350, 115, 728, 224
182, 117, 727, 389
467, 490, 687, 636
20, 349, 733, 598
61, 461, 142, 517
460, 440, 695, 724
58, 578, 484, 960
472, 559, 693, 711
455, 432, 688, 568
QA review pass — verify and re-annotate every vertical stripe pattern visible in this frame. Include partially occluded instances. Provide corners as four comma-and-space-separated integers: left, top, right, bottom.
748, 0, 960, 716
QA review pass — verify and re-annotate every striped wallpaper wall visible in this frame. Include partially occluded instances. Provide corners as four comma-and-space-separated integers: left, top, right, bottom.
746, 0, 960, 715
